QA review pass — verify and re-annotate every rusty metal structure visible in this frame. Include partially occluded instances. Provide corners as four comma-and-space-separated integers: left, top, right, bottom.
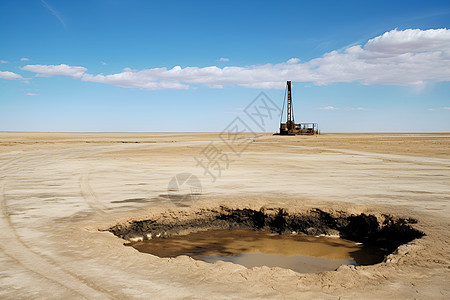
278, 81, 319, 135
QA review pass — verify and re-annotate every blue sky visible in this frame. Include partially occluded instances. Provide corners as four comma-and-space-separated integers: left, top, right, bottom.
1, 0, 449, 132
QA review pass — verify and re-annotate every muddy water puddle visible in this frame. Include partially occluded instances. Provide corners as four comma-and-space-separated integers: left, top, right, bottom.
128, 229, 388, 273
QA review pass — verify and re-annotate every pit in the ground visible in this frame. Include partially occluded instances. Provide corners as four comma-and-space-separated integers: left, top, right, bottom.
109, 207, 424, 273
128, 228, 389, 273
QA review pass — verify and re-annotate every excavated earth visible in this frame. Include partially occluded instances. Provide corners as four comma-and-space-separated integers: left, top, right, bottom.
0, 132, 449, 299
109, 207, 424, 255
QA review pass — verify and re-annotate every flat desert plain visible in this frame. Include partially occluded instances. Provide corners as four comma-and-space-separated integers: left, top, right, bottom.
0, 132, 449, 299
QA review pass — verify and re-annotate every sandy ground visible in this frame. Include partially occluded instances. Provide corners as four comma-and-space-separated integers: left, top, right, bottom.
0, 132, 449, 299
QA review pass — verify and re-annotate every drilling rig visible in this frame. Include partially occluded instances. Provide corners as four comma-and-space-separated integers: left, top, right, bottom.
278, 81, 319, 135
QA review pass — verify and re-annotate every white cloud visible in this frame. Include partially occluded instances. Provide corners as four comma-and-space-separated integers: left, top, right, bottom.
41, 0, 65, 28
26, 93, 37, 96
365, 28, 450, 54
22, 64, 87, 78
224, 107, 246, 114
81, 68, 190, 90
319, 106, 339, 110
101, 61, 107, 65
428, 106, 450, 111
17, 28, 450, 90
219, 57, 229, 62
287, 58, 300, 64
0, 60, 8, 64
306, 28, 450, 86
80, 63, 296, 90
0, 71, 23, 80
319, 106, 368, 111
82, 28, 450, 90
20, 57, 30, 61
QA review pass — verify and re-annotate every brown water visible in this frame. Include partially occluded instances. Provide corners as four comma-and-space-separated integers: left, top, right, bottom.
129, 229, 388, 273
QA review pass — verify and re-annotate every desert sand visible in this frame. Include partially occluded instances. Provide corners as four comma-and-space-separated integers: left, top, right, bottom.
0, 132, 449, 299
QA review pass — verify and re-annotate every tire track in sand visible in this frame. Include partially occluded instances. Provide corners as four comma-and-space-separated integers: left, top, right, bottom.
0, 153, 115, 299
79, 172, 108, 214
